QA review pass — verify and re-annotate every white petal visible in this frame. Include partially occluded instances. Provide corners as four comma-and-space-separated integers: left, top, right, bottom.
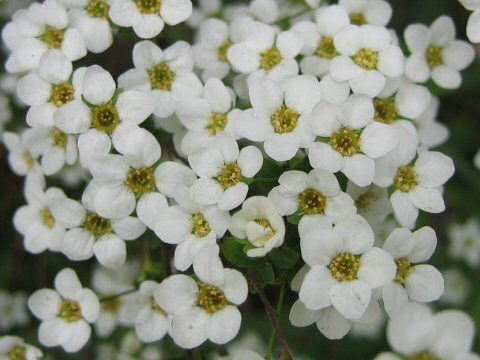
154, 274, 198, 315
136, 192, 168, 230
406, 265, 444, 302
54, 100, 91, 134
112, 216, 146, 240
207, 306, 241, 344
171, 308, 209, 349
117, 90, 154, 124
55, 268, 82, 299
329, 280, 371, 320
409, 187, 445, 213
316, 307, 352, 340
338, 94, 374, 129
409, 226, 437, 263
264, 133, 301, 161
132, 14, 164, 39
28, 289, 61, 320
218, 183, 248, 211
238, 146, 263, 178
222, 269, 248, 305
289, 299, 321, 327
82, 65, 116, 104
391, 190, 418, 229
430, 310, 475, 357
299, 265, 335, 310
343, 154, 375, 187
160, 0, 193, 25
360, 122, 398, 158
94, 186, 136, 219
404, 24, 431, 52
358, 247, 396, 288
415, 151, 454, 188
431, 65, 462, 90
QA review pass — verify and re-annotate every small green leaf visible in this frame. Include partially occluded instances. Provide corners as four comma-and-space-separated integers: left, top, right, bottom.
220, 237, 264, 269
257, 264, 275, 284
287, 212, 302, 225
268, 247, 300, 269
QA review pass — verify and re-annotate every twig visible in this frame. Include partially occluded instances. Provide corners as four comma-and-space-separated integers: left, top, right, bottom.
99, 288, 137, 303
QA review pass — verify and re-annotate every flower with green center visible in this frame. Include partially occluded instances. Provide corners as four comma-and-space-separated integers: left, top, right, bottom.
135, 0, 161, 14
197, 284, 228, 314
51, 128, 68, 149
260, 47, 282, 71
42, 27, 65, 49
91, 103, 120, 133
353, 48, 379, 70
350, 13, 366, 26
83, 212, 112, 237
125, 167, 156, 194
217, 39, 232, 62
425, 45, 443, 69
393, 166, 417, 192
216, 163, 242, 189
271, 105, 299, 134
39, 208, 55, 229
315, 36, 338, 59
355, 191, 376, 211
191, 213, 211, 237
206, 112, 228, 135
59, 300, 82, 322
86, 0, 110, 18
329, 128, 361, 157
394, 258, 413, 284
328, 252, 360, 282
50, 82, 74, 107
7, 345, 26, 360
148, 63, 176, 91
298, 188, 327, 215
374, 97, 398, 124
102, 298, 121, 313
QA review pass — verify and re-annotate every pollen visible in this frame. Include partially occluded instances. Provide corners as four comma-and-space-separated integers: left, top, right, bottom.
39, 208, 55, 229
207, 112, 228, 135
84, 212, 112, 237
425, 45, 443, 69
217, 39, 232, 62
298, 188, 327, 215
7, 345, 26, 360
148, 63, 175, 91
125, 167, 156, 194
271, 105, 299, 134
407, 353, 439, 360
393, 165, 417, 192
91, 103, 120, 133
51, 127, 68, 149
197, 284, 227, 314
43, 27, 64, 49
260, 47, 282, 71
50, 82, 74, 107
135, 0, 161, 14
350, 13, 366, 26
86, 0, 110, 18
353, 48, 379, 70
191, 213, 211, 238
329, 127, 361, 157
59, 299, 82, 322
394, 258, 413, 285
102, 298, 121, 313
315, 36, 338, 60
355, 191, 376, 211
374, 97, 398, 124
329, 252, 361, 282
216, 163, 242, 189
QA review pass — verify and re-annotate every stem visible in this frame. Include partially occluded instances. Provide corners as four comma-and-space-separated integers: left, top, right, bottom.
249, 276, 293, 360
100, 288, 137, 303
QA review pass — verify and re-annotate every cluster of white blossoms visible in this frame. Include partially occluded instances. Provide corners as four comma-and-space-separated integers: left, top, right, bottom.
1, 0, 480, 358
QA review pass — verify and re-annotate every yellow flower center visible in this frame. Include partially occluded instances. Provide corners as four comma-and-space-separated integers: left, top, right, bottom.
216, 163, 242, 189
22, 151, 34, 169
102, 298, 121, 313
353, 48, 379, 70
271, 105, 299, 134
7, 345, 26, 360
217, 39, 232, 62
407, 353, 439, 360
91, 103, 119, 133
355, 191, 376, 211
350, 13, 366, 26
83, 211, 112, 237
394, 258, 413, 285
148, 63, 175, 91
260, 47, 282, 71
315, 36, 338, 60
253, 218, 275, 244
125, 167, 156, 194
43, 27, 64, 49
329, 252, 360, 282
329, 128, 361, 157
135, 0, 161, 14
207, 112, 228, 135
51, 127, 68, 149
39, 208, 55, 229
425, 45, 443, 69
197, 284, 227, 314
393, 165, 417, 192
86, 0, 110, 18
59, 299, 82, 322
374, 97, 398, 124
191, 213, 211, 238
50, 82, 74, 107
298, 188, 327, 215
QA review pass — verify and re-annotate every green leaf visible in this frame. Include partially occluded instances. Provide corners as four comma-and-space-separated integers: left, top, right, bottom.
220, 237, 264, 269
257, 264, 275, 284
287, 212, 302, 225
268, 247, 299, 269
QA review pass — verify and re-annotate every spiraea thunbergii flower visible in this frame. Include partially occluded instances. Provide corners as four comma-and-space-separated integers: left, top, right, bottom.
0, 336, 42, 360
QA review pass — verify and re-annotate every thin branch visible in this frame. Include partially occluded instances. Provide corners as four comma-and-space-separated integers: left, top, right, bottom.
99, 288, 137, 303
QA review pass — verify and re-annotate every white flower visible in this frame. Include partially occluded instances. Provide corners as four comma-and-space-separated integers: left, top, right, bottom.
338, 0, 392, 26
381, 227, 444, 317
109, 0, 192, 39
375, 151, 455, 229
229, 196, 285, 257
0, 291, 29, 331
330, 24, 404, 97
298, 215, 395, 319
0, 336, 42, 360
414, 96, 449, 150
440, 268, 470, 306
448, 218, 480, 268
227, 18, 302, 82
459, 0, 480, 42
267, 168, 356, 225
66, 0, 114, 53
118, 40, 202, 119
237, 75, 321, 161
375, 302, 479, 360
188, 132, 263, 210
3, 0, 86, 73
309, 94, 399, 186
28, 268, 100, 352
50, 181, 147, 268
187, 0, 221, 28
346, 182, 392, 226
154, 184, 230, 271
177, 78, 238, 155
404, 16, 475, 89
3, 131, 40, 176
13, 173, 66, 254
154, 253, 248, 348
292, 5, 350, 77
